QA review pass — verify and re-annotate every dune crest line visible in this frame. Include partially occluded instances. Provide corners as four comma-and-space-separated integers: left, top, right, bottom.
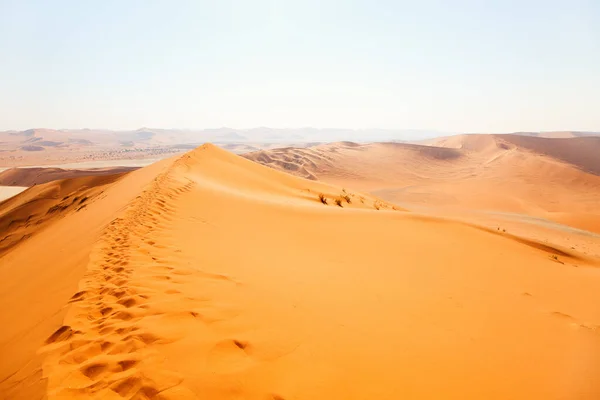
40, 158, 200, 399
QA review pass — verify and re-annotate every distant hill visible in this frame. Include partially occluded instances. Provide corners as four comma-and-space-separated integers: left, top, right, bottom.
0, 127, 450, 151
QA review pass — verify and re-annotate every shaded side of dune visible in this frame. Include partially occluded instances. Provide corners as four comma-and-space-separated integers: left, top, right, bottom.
0, 173, 130, 257
498, 135, 600, 176
0, 166, 140, 187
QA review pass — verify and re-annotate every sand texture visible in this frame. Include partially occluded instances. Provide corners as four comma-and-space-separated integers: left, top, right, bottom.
1, 143, 599, 399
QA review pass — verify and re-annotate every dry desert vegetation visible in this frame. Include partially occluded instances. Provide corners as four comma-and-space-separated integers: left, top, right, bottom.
1, 136, 600, 399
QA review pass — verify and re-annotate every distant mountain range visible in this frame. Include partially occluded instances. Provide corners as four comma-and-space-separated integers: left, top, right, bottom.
1, 128, 599, 154
0, 128, 451, 149
0, 127, 600, 156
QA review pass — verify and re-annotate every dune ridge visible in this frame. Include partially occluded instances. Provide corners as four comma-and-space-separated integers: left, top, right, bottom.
41, 157, 197, 398
28, 144, 393, 399
1, 144, 600, 399
243, 136, 600, 234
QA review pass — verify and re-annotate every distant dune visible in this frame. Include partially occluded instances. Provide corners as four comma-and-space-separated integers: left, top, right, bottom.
244, 135, 600, 233
2, 144, 599, 399
0, 166, 139, 187
511, 131, 599, 139
428, 134, 600, 173
500, 135, 600, 175
6, 127, 596, 167
0, 172, 128, 256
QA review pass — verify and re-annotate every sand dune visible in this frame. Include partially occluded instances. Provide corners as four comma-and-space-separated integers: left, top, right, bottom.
1, 143, 599, 399
0, 166, 139, 187
499, 135, 600, 175
244, 136, 600, 234
0, 172, 131, 257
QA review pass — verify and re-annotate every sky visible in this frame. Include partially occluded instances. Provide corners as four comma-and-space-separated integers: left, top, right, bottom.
0, 0, 599, 133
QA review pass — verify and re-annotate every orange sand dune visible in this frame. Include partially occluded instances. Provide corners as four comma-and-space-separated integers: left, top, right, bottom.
0, 166, 139, 187
244, 136, 600, 233
1, 144, 599, 399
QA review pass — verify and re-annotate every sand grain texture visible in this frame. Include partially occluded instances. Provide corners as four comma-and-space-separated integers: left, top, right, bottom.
1, 144, 600, 399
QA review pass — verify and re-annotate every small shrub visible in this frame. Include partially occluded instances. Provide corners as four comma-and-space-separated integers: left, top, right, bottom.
318, 193, 328, 205
335, 198, 343, 207
342, 194, 351, 203
374, 202, 380, 210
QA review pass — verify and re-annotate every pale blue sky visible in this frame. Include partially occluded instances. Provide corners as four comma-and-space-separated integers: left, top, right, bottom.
1, 0, 598, 132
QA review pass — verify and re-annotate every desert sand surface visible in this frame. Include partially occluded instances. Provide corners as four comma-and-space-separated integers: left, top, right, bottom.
0, 167, 140, 187
244, 135, 600, 235
1, 143, 599, 399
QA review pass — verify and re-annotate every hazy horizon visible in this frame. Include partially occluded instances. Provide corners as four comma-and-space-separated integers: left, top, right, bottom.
1, 0, 599, 134
4, 126, 598, 134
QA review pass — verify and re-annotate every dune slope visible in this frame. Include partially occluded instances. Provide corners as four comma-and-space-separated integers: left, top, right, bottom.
0, 167, 139, 187
243, 137, 600, 234
1, 144, 600, 399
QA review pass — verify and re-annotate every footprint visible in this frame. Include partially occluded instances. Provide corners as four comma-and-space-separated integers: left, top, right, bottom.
117, 359, 139, 371
46, 325, 74, 344
115, 326, 139, 335
110, 376, 143, 397
233, 340, 249, 350
69, 291, 87, 302
117, 297, 137, 308
551, 311, 575, 320
138, 386, 159, 398
133, 332, 161, 345
111, 311, 133, 321
100, 341, 114, 352
110, 289, 127, 299
100, 307, 114, 316
81, 362, 108, 379
99, 326, 115, 335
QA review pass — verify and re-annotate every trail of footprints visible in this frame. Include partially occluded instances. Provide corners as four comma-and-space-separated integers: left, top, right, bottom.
42, 171, 201, 399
